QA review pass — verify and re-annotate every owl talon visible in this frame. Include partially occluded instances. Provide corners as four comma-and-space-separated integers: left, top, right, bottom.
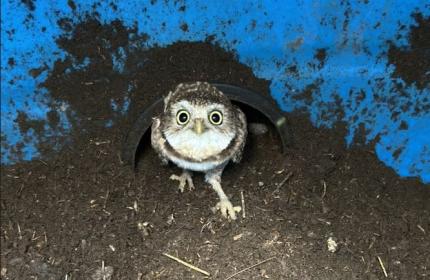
169, 172, 194, 192
213, 198, 241, 220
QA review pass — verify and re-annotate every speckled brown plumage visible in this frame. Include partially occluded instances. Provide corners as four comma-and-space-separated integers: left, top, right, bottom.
151, 82, 247, 220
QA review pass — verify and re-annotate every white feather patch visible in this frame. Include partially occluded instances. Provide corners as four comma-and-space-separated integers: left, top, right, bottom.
166, 129, 233, 161
169, 156, 222, 172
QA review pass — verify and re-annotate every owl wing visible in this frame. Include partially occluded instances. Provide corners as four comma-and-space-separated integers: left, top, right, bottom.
231, 106, 247, 163
151, 117, 169, 165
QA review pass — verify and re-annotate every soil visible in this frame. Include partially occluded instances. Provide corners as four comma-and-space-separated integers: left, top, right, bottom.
1, 18, 430, 280
388, 13, 430, 90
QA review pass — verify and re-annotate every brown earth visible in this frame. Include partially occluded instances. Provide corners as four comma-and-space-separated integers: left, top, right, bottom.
1, 18, 429, 280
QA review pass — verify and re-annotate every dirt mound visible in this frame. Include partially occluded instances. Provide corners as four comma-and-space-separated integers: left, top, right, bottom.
2, 18, 429, 279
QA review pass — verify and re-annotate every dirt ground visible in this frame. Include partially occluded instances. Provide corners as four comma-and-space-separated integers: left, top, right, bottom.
1, 18, 430, 280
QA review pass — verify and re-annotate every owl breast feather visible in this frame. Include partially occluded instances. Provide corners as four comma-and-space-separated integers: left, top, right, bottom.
165, 129, 235, 161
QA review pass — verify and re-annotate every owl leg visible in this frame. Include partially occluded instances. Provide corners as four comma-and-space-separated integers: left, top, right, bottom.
205, 169, 241, 220
169, 170, 195, 192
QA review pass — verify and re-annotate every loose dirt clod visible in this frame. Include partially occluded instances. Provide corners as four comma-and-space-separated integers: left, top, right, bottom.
327, 237, 338, 253
248, 123, 269, 135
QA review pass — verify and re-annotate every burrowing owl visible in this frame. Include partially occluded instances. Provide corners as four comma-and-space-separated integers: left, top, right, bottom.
151, 82, 247, 220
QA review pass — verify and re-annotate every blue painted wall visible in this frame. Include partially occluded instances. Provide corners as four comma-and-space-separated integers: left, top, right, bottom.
1, 0, 429, 183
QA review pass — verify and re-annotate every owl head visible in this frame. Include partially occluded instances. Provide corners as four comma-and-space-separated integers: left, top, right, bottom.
159, 82, 241, 160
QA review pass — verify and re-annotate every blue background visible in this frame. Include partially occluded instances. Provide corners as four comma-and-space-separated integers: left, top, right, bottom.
1, 0, 429, 183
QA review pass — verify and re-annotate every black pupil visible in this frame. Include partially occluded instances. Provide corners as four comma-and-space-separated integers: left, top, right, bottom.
211, 113, 220, 123
179, 112, 188, 123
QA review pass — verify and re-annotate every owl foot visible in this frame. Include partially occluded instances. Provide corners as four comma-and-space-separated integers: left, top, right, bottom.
169, 172, 194, 192
213, 198, 242, 220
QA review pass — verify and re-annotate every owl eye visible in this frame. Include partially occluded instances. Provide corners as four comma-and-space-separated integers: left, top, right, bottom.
176, 110, 190, 125
209, 110, 223, 125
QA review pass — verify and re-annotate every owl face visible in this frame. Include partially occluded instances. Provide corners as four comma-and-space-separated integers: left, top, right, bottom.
160, 83, 239, 161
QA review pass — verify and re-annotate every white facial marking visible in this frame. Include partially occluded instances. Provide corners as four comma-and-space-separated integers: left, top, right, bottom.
166, 101, 235, 161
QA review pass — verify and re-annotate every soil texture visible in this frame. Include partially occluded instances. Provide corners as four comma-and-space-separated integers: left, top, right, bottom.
1, 18, 429, 280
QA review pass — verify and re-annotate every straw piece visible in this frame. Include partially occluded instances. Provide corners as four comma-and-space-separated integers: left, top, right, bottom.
162, 253, 210, 276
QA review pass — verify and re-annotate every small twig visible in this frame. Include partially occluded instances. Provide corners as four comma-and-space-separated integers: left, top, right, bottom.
94, 140, 111, 146
133, 201, 138, 213
273, 172, 293, 194
16, 183, 25, 197
200, 219, 214, 234
240, 191, 246, 219
102, 260, 106, 280
417, 224, 425, 234
103, 189, 109, 209
377, 256, 388, 278
321, 181, 327, 199
162, 253, 210, 276
17, 223, 22, 240
279, 172, 293, 188
225, 256, 276, 280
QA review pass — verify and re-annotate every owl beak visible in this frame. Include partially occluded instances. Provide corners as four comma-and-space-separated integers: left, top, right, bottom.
194, 118, 206, 135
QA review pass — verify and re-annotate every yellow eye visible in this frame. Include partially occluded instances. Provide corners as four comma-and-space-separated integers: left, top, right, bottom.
209, 110, 223, 125
176, 110, 190, 125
